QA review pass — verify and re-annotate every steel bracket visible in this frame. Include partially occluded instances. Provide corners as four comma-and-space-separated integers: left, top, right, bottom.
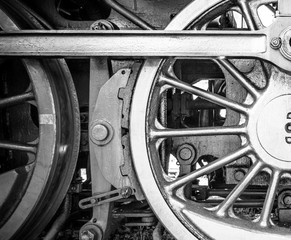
79, 186, 133, 209
90, 68, 132, 189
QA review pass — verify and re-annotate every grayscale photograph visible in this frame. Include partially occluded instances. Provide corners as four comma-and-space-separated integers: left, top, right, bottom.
0, 0, 290, 240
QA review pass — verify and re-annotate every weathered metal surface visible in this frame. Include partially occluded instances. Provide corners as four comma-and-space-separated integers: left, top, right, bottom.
90, 68, 131, 189
2, 0, 291, 239
88, 58, 112, 234
0, 30, 266, 57
118, 63, 145, 200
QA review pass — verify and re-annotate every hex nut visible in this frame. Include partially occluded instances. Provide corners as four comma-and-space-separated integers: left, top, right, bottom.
79, 224, 103, 240
80, 230, 94, 240
120, 187, 133, 198
176, 144, 196, 165
270, 37, 282, 50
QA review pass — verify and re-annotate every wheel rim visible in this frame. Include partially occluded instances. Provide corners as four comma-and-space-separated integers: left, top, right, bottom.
0, 3, 80, 239
130, 0, 291, 239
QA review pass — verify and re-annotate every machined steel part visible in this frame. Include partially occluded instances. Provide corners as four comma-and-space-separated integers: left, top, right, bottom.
79, 187, 133, 210
86, 63, 145, 238
130, 0, 291, 239
1, 7, 291, 73
0, 27, 290, 73
89, 68, 132, 188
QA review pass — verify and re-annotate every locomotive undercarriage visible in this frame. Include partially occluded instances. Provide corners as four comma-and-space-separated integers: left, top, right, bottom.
1, 0, 291, 239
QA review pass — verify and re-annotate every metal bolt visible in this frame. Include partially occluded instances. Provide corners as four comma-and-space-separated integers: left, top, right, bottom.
120, 187, 132, 198
194, 189, 201, 195
283, 195, 291, 206
234, 170, 245, 182
179, 147, 192, 161
91, 124, 108, 141
80, 230, 94, 240
90, 198, 97, 205
90, 20, 115, 30
270, 37, 282, 50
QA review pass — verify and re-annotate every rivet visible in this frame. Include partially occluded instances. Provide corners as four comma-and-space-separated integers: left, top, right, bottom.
91, 124, 108, 141
283, 195, 291, 206
234, 170, 245, 181
179, 147, 192, 161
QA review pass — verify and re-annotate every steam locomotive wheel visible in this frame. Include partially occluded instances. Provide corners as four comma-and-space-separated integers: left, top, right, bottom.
130, 0, 291, 239
0, 1, 80, 240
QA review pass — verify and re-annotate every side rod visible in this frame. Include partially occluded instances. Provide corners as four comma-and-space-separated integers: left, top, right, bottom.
1, 14, 291, 72
0, 30, 266, 58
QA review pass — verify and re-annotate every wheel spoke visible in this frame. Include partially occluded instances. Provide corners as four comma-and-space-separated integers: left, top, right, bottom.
0, 164, 34, 206
150, 125, 246, 139
159, 75, 248, 114
259, 170, 281, 227
215, 59, 260, 99
266, 4, 276, 14
0, 92, 34, 109
0, 140, 37, 153
237, 0, 257, 30
236, 1, 270, 88
167, 146, 251, 191
215, 161, 264, 217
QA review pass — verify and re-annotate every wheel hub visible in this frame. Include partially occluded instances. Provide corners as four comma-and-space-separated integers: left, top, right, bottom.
256, 94, 291, 162
247, 72, 291, 170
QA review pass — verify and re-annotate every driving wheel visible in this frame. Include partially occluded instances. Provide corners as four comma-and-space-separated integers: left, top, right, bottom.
0, 1, 80, 239
131, 0, 291, 239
